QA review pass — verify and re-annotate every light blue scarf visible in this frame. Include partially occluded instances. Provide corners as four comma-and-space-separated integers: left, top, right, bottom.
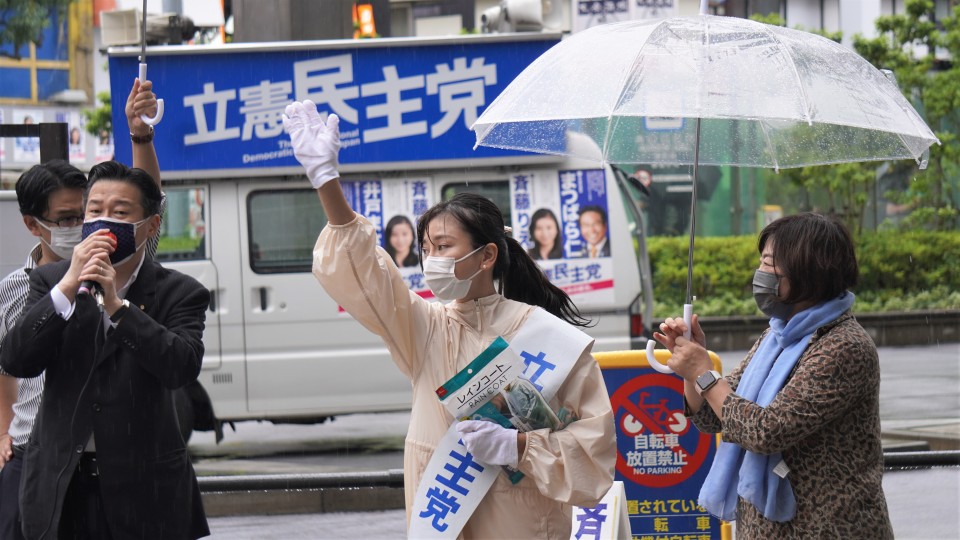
698, 292, 855, 522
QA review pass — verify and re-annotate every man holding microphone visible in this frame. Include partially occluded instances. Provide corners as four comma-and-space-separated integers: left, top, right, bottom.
0, 81, 210, 539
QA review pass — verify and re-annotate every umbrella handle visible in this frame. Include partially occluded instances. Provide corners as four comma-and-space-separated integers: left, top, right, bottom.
139, 63, 164, 126
645, 303, 693, 375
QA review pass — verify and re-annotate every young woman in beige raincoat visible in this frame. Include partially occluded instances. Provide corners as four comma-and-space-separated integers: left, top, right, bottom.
282, 100, 616, 538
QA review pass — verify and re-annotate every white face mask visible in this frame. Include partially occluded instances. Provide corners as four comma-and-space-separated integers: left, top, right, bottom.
423, 246, 484, 302
34, 220, 82, 260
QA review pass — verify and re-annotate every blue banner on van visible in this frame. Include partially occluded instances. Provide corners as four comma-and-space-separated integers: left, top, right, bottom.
107, 36, 560, 175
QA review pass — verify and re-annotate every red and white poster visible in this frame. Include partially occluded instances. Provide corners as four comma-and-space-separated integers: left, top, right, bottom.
510, 168, 614, 306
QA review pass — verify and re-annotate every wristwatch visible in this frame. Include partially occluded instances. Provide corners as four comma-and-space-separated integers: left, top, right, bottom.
130, 125, 154, 145
695, 370, 723, 395
110, 299, 131, 323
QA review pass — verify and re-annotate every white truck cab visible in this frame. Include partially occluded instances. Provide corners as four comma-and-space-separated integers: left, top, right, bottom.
152, 156, 653, 441
0, 33, 654, 442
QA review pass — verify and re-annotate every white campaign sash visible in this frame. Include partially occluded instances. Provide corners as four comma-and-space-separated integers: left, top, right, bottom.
408, 308, 593, 539
570, 481, 632, 540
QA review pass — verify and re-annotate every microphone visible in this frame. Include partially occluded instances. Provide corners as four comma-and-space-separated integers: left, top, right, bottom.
78, 280, 105, 309
77, 280, 102, 296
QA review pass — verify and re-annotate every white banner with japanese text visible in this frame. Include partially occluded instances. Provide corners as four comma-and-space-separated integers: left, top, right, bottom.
408, 309, 592, 538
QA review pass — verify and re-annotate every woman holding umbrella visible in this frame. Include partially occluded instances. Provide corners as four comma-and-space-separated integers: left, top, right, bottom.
654, 213, 893, 539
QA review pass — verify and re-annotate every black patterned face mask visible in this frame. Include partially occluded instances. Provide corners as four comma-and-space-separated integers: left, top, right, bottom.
81, 217, 148, 266
752, 269, 792, 320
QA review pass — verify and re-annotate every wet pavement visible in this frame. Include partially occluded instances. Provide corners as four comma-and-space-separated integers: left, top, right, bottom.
204, 467, 960, 539
192, 343, 960, 539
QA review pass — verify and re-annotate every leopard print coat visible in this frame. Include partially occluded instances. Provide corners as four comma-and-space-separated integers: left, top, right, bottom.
690, 312, 894, 539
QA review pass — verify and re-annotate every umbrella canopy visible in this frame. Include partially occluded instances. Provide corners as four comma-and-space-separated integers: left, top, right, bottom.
473, 15, 939, 170
472, 13, 940, 373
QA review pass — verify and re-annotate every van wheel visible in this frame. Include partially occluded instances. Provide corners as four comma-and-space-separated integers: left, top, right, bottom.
174, 388, 195, 443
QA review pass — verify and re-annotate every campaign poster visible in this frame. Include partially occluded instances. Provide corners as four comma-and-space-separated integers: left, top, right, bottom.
510, 168, 614, 306
95, 128, 114, 163
13, 109, 43, 163
380, 177, 433, 297
55, 110, 86, 163
342, 178, 431, 299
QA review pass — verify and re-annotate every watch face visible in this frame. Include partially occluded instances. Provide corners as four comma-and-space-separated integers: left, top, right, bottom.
697, 371, 717, 390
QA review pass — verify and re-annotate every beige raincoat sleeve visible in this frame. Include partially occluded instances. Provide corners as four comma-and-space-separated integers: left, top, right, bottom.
312, 213, 430, 379
514, 346, 616, 508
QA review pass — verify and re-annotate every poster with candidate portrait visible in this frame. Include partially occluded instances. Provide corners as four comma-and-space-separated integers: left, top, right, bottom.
343, 178, 433, 298
380, 177, 432, 296
56, 110, 87, 163
95, 128, 114, 163
13, 109, 43, 163
510, 168, 614, 306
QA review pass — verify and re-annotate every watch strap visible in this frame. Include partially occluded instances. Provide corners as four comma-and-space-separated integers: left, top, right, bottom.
110, 299, 131, 323
696, 370, 722, 395
130, 126, 154, 145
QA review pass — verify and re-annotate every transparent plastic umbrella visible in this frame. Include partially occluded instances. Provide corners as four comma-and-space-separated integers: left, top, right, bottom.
472, 9, 939, 372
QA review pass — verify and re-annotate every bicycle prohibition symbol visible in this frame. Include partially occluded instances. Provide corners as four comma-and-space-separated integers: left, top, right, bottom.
608, 373, 714, 488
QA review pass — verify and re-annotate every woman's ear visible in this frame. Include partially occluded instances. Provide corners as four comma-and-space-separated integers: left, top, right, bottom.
481, 242, 498, 270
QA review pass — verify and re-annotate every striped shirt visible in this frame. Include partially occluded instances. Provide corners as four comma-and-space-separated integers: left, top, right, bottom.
0, 245, 44, 447
0, 200, 164, 448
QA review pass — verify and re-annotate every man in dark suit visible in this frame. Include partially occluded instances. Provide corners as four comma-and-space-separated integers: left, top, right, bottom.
0, 161, 209, 540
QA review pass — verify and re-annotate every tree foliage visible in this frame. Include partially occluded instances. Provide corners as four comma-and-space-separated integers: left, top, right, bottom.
82, 91, 111, 138
751, 2, 959, 234
853, 0, 960, 232
0, 0, 73, 60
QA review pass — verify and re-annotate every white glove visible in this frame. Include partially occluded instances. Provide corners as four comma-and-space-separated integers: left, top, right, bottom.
456, 419, 519, 467
282, 100, 340, 189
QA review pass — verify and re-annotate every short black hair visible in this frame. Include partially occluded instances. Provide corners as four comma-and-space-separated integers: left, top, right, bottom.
15, 160, 87, 217
86, 161, 161, 217
579, 205, 607, 226
758, 212, 858, 304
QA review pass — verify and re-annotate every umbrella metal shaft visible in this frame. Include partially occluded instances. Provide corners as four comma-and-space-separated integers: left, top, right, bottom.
140, 0, 148, 62
686, 118, 701, 305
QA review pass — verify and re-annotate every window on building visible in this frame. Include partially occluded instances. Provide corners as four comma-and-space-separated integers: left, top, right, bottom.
0, 8, 71, 104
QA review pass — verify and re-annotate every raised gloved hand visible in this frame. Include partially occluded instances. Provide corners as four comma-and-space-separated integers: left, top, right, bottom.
456, 419, 519, 467
282, 100, 340, 189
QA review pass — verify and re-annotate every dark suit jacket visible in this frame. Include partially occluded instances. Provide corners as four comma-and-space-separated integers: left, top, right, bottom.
0, 259, 210, 540
580, 240, 611, 258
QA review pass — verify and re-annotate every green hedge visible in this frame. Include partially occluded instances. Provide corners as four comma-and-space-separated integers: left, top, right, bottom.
647, 231, 960, 317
